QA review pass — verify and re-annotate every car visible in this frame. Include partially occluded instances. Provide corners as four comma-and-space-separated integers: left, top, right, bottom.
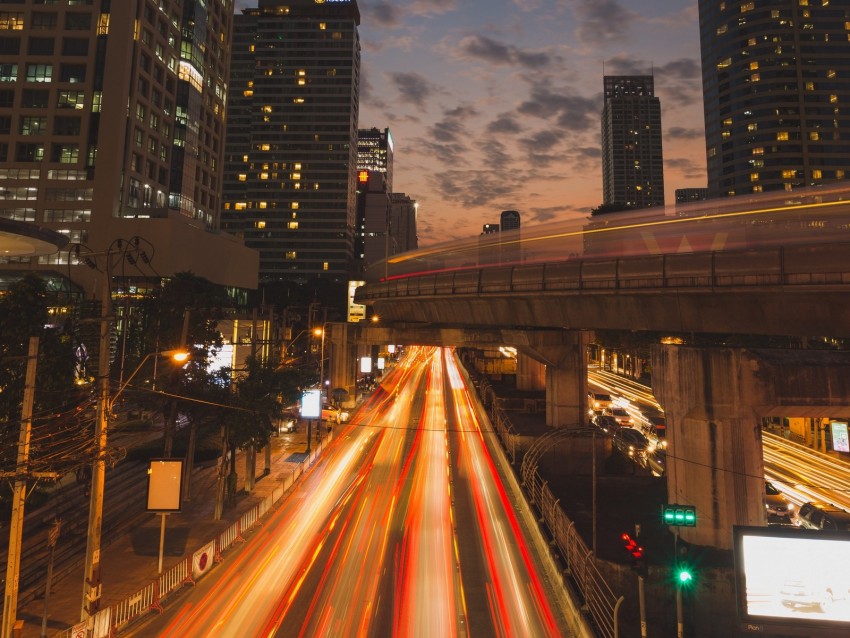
607, 407, 633, 427
592, 414, 620, 434
278, 413, 297, 433
321, 406, 342, 423
764, 481, 795, 524
797, 502, 850, 531
588, 391, 613, 411
646, 449, 666, 477
612, 427, 649, 462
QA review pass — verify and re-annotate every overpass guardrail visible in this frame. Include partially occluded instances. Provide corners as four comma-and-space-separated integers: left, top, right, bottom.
358, 242, 850, 300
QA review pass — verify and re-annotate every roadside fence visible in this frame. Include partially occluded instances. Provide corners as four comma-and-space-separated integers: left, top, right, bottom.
53, 433, 332, 638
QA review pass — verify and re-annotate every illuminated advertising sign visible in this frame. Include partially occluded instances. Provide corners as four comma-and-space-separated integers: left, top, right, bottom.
146, 459, 184, 512
831, 421, 849, 453
360, 356, 372, 374
348, 280, 366, 322
734, 526, 850, 635
300, 389, 321, 419
377, 357, 385, 370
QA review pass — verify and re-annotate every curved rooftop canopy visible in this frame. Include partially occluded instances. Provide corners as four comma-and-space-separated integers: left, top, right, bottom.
0, 218, 69, 257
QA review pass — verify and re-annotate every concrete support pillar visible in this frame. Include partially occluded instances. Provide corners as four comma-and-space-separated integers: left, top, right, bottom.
651, 345, 766, 549
516, 353, 546, 392
520, 330, 591, 429
327, 322, 356, 405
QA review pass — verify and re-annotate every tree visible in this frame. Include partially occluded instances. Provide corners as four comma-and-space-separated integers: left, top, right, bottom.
590, 202, 636, 216
128, 272, 233, 458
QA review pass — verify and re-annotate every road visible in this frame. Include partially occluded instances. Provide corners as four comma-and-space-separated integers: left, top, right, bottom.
134, 347, 572, 637
589, 367, 850, 517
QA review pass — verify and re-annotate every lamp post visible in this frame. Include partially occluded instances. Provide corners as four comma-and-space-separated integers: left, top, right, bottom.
80, 347, 187, 621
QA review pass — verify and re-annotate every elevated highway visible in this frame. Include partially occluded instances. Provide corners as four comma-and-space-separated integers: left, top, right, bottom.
349, 187, 850, 549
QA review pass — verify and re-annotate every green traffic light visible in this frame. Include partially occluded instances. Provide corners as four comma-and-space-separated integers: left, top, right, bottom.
678, 569, 693, 584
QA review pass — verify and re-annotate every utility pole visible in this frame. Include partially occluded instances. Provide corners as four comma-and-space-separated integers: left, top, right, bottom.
81, 274, 111, 621
1, 336, 39, 638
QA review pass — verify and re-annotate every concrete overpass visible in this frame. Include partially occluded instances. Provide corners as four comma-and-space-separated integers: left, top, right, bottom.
342, 238, 850, 550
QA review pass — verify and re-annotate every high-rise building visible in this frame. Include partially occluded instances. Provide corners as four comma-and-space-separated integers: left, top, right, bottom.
222, 0, 362, 284
481, 224, 499, 234
390, 193, 418, 254
601, 75, 665, 209
0, 0, 257, 295
675, 188, 709, 205
358, 127, 393, 193
500, 210, 520, 232
698, 1, 850, 198
355, 170, 390, 272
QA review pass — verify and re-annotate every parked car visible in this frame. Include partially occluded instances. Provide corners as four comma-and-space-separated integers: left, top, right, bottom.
592, 414, 620, 434
607, 407, 634, 427
797, 502, 850, 531
588, 391, 613, 411
278, 411, 298, 433
764, 481, 796, 525
612, 427, 649, 462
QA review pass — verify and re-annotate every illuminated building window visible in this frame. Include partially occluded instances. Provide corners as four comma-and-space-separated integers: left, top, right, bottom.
717, 25, 727, 35
319, 23, 326, 30
234, 202, 247, 211
782, 169, 796, 179
285, 251, 296, 260
740, 2, 754, 12
259, 201, 267, 209
238, 174, 246, 181
262, 105, 272, 113
288, 221, 298, 229
291, 202, 299, 210
750, 173, 759, 181
812, 169, 822, 179
323, 262, 329, 271
256, 220, 266, 228
753, 185, 763, 192
749, 62, 759, 70
293, 98, 305, 104
837, 170, 845, 179
260, 143, 270, 151
777, 131, 789, 141
260, 172, 268, 180
752, 147, 764, 155
751, 73, 760, 82
830, 94, 838, 103
717, 57, 732, 69
805, 82, 815, 90
810, 131, 819, 141
748, 123, 758, 132
291, 172, 300, 180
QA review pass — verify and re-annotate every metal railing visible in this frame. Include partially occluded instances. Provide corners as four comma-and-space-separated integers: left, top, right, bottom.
478, 377, 623, 638
52, 432, 334, 638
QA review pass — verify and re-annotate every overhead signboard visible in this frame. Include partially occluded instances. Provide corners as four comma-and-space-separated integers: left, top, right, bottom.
360, 356, 372, 374
348, 280, 366, 322
734, 526, 850, 636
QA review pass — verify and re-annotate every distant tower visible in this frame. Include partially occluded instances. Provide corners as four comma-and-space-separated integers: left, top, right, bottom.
500, 210, 520, 232
675, 188, 709, 205
481, 224, 500, 235
390, 193, 418, 254
601, 75, 665, 209
698, 0, 850, 198
358, 127, 393, 193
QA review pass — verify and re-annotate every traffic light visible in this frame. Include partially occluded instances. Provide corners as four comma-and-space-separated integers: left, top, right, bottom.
621, 532, 648, 578
661, 504, 696, 527
677, 566, 693, 585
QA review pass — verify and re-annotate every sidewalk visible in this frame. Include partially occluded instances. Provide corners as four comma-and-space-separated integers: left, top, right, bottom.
16, 425, 326, 638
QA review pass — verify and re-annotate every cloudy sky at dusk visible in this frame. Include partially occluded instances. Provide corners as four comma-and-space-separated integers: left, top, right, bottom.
234, 0, 706, 245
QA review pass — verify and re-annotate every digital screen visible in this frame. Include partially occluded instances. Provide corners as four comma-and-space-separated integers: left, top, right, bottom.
831, 422, 849, 453
300, 389, 321, 419
734, 526, 850, 632
377, 357, 385, 370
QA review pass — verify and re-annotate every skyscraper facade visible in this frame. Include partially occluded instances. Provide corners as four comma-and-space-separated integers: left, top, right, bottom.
601, 75, 665, 209
390, 192, 417, 254
500, 210, 520, 232
223, 0, 362, 283
357, 127, 393, 193
698, 0, 850, 198
0, 0, 256, 295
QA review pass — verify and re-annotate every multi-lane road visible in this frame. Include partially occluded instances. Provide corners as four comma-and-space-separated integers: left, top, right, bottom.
133, 347, 573, 637
589, 367, 850, 521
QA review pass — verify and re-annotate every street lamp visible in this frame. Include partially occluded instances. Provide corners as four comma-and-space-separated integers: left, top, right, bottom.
81, 348, 188, 620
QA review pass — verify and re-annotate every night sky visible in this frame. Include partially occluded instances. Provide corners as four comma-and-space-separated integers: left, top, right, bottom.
233, 0, 705, 245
